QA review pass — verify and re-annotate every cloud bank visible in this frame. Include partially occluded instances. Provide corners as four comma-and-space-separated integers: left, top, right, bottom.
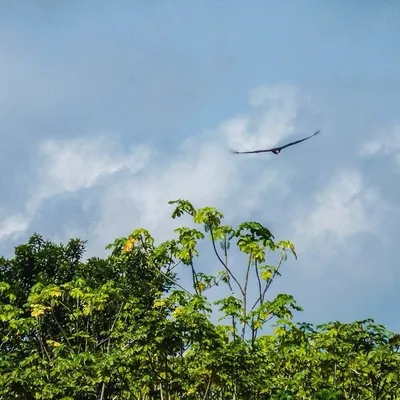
0, 82, 396, 330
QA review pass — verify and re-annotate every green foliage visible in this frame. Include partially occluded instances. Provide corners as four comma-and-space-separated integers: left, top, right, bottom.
0, 199, 399, 399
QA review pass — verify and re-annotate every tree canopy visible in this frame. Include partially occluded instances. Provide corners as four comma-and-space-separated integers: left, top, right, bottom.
1, 199, 399, 399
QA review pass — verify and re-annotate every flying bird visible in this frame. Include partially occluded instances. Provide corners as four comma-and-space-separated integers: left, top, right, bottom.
230, 129, 321, 155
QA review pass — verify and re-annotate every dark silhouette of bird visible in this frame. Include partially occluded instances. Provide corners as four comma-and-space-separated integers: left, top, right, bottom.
230, 129, 321, 155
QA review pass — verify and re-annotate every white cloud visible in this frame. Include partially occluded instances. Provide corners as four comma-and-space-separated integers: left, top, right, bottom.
89, 84, 301, 250
280, 167, 395, 324
0, 135, 150, 241
36, 136, 150, 194
222, 83, 298, 152
292, 169, 387, 254
360, 140, 384, 157
0, 214, 29, 240
360, 124, 400, 161
0, 83, 302, 250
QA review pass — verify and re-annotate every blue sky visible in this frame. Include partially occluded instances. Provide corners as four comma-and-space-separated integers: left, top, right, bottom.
1, 1, 400, 331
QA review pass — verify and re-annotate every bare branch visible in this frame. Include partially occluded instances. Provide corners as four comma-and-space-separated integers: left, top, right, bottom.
209, 226, 244, 296
250, 254, 285, 312
241, 255, 252, 339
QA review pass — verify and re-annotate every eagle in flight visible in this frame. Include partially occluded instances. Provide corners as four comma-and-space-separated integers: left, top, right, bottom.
230, 129, 321, 155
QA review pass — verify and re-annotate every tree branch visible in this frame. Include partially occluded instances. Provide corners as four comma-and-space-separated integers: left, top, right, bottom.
209, 226, 244, 296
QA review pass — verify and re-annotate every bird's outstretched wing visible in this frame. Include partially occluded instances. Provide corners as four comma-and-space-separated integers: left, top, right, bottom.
230, 129, 321, 155
229, 148, 273, 154
278, 129, 321, 151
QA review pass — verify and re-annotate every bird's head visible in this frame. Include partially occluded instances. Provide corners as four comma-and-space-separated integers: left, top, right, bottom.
272, 149, 280, 155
